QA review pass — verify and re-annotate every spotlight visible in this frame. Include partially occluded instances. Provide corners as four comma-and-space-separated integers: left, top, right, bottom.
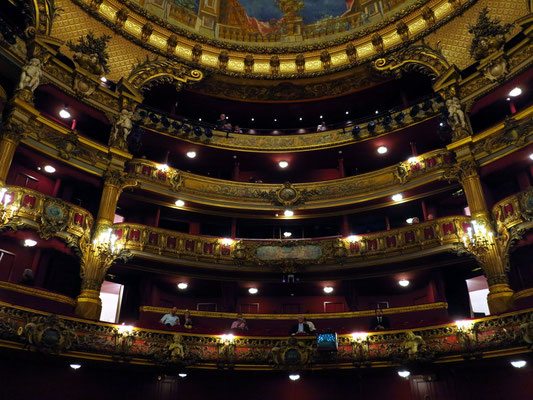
352, 125, 361, 137
375, 110, 379, 114
406, 218, 414, 224
508, 87, 522, 97
251, 118, 255, 121
392, 193, 403, 202
398, 279, 410, 287
377, 146, 388, 154
367, 121, 376, 132
511, 360, 527, 368
59, 108, 71, 119
175, 200, 185, 207
43, 165, 56, 173
177, 282, 188, 290
186, 151, 196, 159
398, 370, 410, 378
24, 239, 37, 247
279, 161, 289, 169
529, 154, 533, 161
289, 374, 300, 381
178, 373, 188, 378
345, 111, 349, 115
248, 287, 258, 294
283, 231, 292, 238
100, 76, 107, 82
319, 115, 323, 119
299, 117, 303, 121
439, 122, 445, 127
274, 118, 277, 122
198, 118, 202, 121
323, 286, 334, 294
70, 364, 82, 370
284, 210, 294, 217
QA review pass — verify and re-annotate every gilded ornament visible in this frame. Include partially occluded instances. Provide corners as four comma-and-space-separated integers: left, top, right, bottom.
244, 54, 255, 74
115, 7, 128, 28
191, 44, 202, 63
468, 8, 512, 60
270, 55, 280, 75
67, 32, 112, 75
320, 50, 331, 70
38, 201, 68, 240
271, 337, 314, 367
421, 6, 436, 27
18, 314, 77, 353
109, 108, 134, 150
218, 51, 229, 71
371, 33, 384, 54
141, 23, 154, 43
345, 43, 357, 63
396, 21, 409, 42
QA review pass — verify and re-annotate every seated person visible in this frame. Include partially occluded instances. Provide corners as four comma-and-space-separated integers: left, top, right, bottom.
231, 313, 248, 330
19, 269, 35, 286
369, 308, 390, 331
317, 121, 327, 132
304, 318, 316, 333
216, 113, 226, 129
291, 314, 312, 335
183, 310, 193, 329
160, 306, 180, 328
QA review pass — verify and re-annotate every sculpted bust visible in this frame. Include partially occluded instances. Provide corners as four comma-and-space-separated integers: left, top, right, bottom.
17, 58, 42, 92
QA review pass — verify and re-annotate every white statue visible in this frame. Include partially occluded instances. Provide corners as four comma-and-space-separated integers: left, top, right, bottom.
446, 97, 466, 129
110, 109, 134, 146
17, 58, 42, 92
402, 331, 424, 358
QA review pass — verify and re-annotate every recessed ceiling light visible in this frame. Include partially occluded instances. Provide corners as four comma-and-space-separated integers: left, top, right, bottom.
100, 76, 107, 82
289, 374, 300, 381
319, 115, 323, 119
274, 118, 277, 122
24, 239, 37, 247
299, 117, 303, 121
251, 118, 255, 121
178, 373, 188, 378
392, 193, 403, 202
439, 122, 445, 127
511, 360, 527, 368
70, 364, 82, 370
248, 287, 258, 294
279, 161, 289, 168
345, 111, 349, 115
177, 282, 188, 290
186, 151, 196, 159
283, 231, 292, 238
175, 199, 185, 207
59, 108, 71, 119
397, 370, 410, 378
399, 279, 410, 287
323, 286, 334, 294
508, 87, 522, 97
43, 165, 56, 173
284, 210, 294, 217
529, 154, 533, 160
377, 146, 388, 154
375, 110, 379, 114
198, 118, 202, 121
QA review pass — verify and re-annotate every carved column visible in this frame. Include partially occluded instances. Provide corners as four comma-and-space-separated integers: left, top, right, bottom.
96, 169, 124, 225
457, 160, 514, 314
0, 124, 22, 184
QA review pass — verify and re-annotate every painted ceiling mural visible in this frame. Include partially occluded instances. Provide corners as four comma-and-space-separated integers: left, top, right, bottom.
133, 0, 419, 43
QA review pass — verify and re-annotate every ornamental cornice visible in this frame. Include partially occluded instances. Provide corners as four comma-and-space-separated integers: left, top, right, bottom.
1, 302, 532, 370
64, 0, 475, 79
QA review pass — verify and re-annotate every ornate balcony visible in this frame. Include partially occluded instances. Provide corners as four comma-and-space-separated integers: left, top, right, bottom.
125, 149, 456, 211
1, 302, 531, 370
0, 186, 93, 250
113, 215, 472, 269
492, 187, 533, 233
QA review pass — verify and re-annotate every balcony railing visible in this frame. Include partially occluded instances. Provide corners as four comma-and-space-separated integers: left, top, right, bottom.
0, 186, 93, 246
113, 215, 472, 267
125, 149, 455, 211
492, 187, 533, 233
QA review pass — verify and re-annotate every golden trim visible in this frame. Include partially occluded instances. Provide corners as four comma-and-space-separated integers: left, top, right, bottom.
513, 288, 533, 302
0, 282, 76, 306
139, 302, 448, 320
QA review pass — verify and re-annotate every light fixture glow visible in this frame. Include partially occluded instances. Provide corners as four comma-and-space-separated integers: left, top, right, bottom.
407, 157, 418, 163
220, 334, 235, 342
508, 87, 522, 97
284, 210, 294, 217
186, 151, 196, 159
398, 279, 410, 287
351, 332, 368, 342
248, 287, 258, 294
70, 363, 82, 370
175, 199, 185, 207
345, 111, 349, 115
455, 319, 474, 331
323, 286, 334, 294
283, 231, 292, 238
511, 360, 527, 368
100, 76, 107, 82
289, 374, 300, 381
178, 373, 188, 378
251, 118, 255, 121
158, 164, 169, 171
392, 193, 403, 202
529, 154, 533, 161
319, 115, 323, 119
375, 110, 379, 114
274, 118, 277, 122
59, 108, 71, 119
24, 239, 37, 247
221, 238, 233, 246
198, 118, 202, 121
377, 146, 388, 154
299, 117, 303, 121
117, 323, 134, 335
347, 235, 358, 243
406, 218, 414, 224
177, 282, 188, 290
398, 370, 410, 378
279, 161, 289, 168
43, 165, 56, 173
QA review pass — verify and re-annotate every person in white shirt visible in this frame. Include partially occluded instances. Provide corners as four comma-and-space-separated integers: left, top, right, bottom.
317, 121, 327, 132
305, 318, 316, 333
291, 315, 312, 335
160, 306, 180, 327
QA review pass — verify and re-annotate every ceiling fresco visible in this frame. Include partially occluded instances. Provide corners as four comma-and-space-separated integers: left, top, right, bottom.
133, 0, 421, 43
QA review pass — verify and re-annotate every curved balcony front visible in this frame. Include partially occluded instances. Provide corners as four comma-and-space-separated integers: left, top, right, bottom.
126, 149, 455, 212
